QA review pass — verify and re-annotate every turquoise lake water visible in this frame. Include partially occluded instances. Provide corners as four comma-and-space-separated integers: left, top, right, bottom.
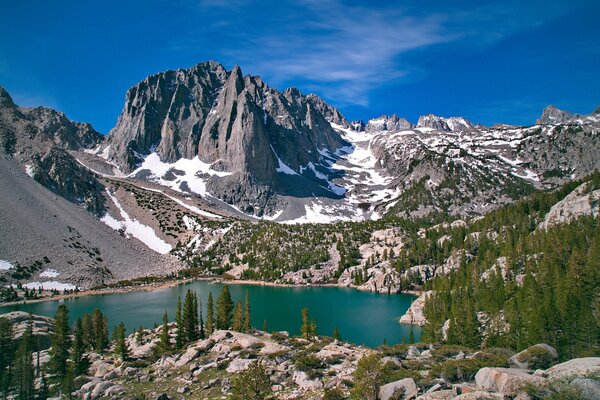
0, 280, 421, 347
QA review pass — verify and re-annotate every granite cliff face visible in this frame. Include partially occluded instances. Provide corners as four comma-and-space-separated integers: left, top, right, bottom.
106, 61, 349, 215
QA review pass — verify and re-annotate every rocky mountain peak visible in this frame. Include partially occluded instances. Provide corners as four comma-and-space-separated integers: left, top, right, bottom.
366, 114, 413, 132
536, 105, 573, 125
416, 114, 473, 132
592, 106, 600, 115
0, 86, 16, 108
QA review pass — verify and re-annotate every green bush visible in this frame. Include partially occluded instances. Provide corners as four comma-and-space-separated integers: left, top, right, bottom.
295, 353, 325, 379
430, 351, 508, 383
517, 346, 556, 370
322, 388, 347, 400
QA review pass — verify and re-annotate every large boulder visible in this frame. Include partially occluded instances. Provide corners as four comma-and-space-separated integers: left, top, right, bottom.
543, 357, 600, 380
508, 344, 558, 370
379, 378, 418, 400
0, 311, 54, 349
415, 390, 454, 399
570, 378, 600, 400
475, 367, 547, 396
226, 358, 254, 373
293, 370, 323, 390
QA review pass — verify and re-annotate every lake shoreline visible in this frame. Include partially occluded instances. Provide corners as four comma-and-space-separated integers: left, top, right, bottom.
1, 275, 422, 308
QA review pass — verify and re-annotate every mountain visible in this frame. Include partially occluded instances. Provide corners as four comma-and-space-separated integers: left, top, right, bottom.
0, 86, 106, 214
95, 62, 600, 222
105, 61, 348, 216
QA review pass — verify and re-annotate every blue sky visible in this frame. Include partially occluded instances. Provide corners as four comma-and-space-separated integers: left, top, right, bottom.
1, 0, 599, 133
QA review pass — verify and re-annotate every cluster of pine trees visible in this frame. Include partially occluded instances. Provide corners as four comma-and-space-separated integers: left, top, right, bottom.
0, 305, 119, 399
156, 286, 253, 354
420, 173, 600, 360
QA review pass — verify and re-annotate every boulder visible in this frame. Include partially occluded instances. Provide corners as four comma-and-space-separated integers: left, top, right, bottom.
175, 347, 201, 367
543, 357, 600, 380
379, 378, 418, 400
226, 358, 254, 373
475, 367, 547, 396
90, 381, 114, 398
415, 390, 454, 399
0, 311, 54, 349
570, 378, 600, 400
293, 370, 323, 390
454, 392, 504, 399
508, 344, 558, 370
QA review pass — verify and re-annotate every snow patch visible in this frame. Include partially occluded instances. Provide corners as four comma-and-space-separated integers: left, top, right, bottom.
102, 189, 172, 254
23, 281, 77, 291
40, 269, 59, 278
0, 260, 14, 270
25, 165, 34, 177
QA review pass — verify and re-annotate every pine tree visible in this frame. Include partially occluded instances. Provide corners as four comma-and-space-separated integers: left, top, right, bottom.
115, 322, 127, 361
332, 326, 341, 341
61, 367, 75, 400
175, 296, 183, 349
233, 301, 243, 332
72, 318, 89, 376
206, 292, 215, 336
350, 354, 384, 400
92, 309, 108, 353
300, 308, 317, 339
243, 289, 251, 333
50, 305, 71, 379
13, 321, 35, 400
0, 317, 14, 396
182, 290, 198, 343
159, 311, 170, 354
81, 313, 93, 350
216, 286, 234, 330
198, 302, 205, 340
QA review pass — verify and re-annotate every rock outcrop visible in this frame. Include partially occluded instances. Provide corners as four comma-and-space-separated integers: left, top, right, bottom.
539, 182, 600, 229
399, 291, 433, 325
536, 105, 573, 125
475, 367, 547, 396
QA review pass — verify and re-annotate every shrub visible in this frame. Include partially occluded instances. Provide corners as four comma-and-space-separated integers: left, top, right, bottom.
322, 388, 346, 400
517, 346, 556, 370
295, 353, 325, 379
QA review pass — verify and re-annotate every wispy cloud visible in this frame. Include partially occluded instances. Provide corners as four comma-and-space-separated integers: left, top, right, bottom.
171, 0, 579, 107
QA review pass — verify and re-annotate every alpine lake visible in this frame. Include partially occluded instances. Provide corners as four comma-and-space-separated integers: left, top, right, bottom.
0, 280, 421, 347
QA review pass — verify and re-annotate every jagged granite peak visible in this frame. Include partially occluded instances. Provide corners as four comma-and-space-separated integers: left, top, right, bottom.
0, 86, 16, 108
416, 114, 474, 132
536, 105, 573, 125
366, 114, 413, 132
108, 61, 348, 176
592, 105, 600, 115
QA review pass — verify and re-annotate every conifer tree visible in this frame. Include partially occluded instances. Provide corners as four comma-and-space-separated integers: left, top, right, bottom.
115, 322, 127, 361
81, 313, 93, 349
216, 286, 234, 330
0, 317, 13, 396
72, 317, 89, 376
233, 301, 243, 332
159, 311, 170, 354
50, 305, 71, 379
243, 289, 251, 332
13, 321, 34, 400
206, 292, 215, 336
198, 302, 205, 340
300, 308, 317, 339
175, 296, 183, 349
182, 290, 198, 343
333, 326, 341, 341
92, 309, 108, 353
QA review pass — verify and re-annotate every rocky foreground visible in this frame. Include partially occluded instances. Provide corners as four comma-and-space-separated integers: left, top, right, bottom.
5, 311, 598, 400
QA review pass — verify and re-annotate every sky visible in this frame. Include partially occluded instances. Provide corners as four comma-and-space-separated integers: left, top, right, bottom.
1, 0, 599, 134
